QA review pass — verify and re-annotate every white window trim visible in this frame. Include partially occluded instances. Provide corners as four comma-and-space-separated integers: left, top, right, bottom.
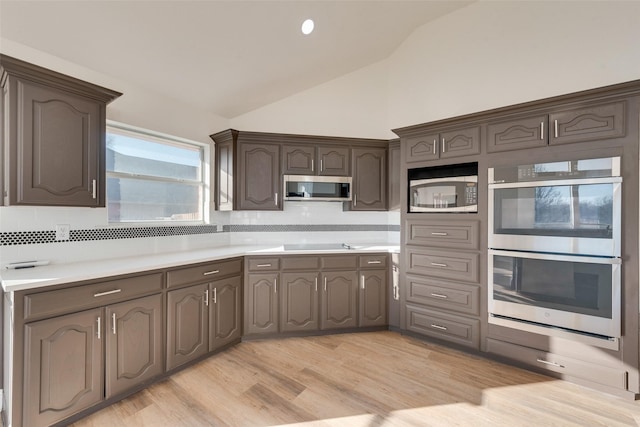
106, 120, 211, 226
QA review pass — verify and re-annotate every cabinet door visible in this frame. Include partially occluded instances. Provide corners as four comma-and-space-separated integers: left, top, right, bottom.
320, 271, 357, 330
388, 141, 401, 211
105, 294, 163, 398
317, 146, 350, 176
245, 274, 279, 335
166, 284, 209, 370
210, 276, 242, 351
404, 134, 439, 163
352, 147, 387, 211
487, 115, 548, 153
550, 101, 626, 146
11, 81, 102, 206
282, 145, 315, 175
238, 142, 281, 210
359, 270, 387, 327
215, 137, 234, 210
440, 126, 480, 159
280, 272, 318, 332
24, 308, 103, 427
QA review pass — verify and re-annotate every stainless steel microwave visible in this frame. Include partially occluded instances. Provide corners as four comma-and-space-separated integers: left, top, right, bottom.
408, 163, 478, 213
283, 175, 352, 202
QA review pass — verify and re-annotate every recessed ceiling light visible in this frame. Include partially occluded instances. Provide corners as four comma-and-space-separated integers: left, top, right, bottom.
301, 19, 314, 35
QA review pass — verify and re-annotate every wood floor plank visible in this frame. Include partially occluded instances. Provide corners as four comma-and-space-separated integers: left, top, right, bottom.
71, 331, 640, 427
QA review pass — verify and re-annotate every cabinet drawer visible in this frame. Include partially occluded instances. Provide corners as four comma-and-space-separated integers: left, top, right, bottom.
406, 305, 479, 349
406, 248, 479, 283
321, 256, 357, 270
24, 272, 163, 321
281, 256, 320, 271
405, 220, 479, 250
486, 339, 628, 390
406, 275, 480, 316
246, 257, 280, 271
358, 254, 387, 269
167, 258, 242, 288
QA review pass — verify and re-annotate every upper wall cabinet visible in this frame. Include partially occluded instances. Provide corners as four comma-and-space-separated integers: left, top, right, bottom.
404, 125, 480, 163
282, 145, 350, 176
0, 55, 121, 207
211, 129, 388, 211
487, 101, 626, 153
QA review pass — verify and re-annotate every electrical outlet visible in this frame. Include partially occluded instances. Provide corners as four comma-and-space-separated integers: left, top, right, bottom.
55, 224, 70, 241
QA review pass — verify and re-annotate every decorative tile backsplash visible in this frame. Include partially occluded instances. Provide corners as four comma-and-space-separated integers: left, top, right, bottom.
0, 224, 399, 246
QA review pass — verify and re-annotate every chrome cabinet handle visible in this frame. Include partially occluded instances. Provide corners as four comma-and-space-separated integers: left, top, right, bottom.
324, 277, 327, 292
431, 293, 448, 299
360, 275, 365, 290
431, 324, 447, 331
204, 289, 209, 306
92, 179, 97, 199
275, 192, 279, 207
311, 159, 314, 172
536, 358, 565, 368
430, 262, 448, 268
354, 194, 357, 207
431, 232, 448, 236
256, 263, 272, 267
320, 159, 323, 171
367, 260, 382, 265
112, 313, 117, 335
554, 119, 559, 138
540, 121, 544, 140
213, 287, 217, 304
433, 139, 436, 154
441, 137, 445, 153
274, 277, 277, 293
394, 285, 399, 301
97, 316, 101, 339
94, 289, 122, 298
315, 277, 318, 292
203, 270, 219, 276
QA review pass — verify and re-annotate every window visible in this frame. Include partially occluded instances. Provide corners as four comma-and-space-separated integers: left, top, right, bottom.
106, 123, 207, 223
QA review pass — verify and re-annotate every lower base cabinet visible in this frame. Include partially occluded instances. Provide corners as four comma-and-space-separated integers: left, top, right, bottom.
23, 294, 163, 427
281, 272, 319, 332
320, 271, 358, 330
359, 270, 387, 327
167, 276, 242, 370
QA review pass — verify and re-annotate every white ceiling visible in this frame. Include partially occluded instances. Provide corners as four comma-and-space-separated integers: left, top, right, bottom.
0, 0, 473, 118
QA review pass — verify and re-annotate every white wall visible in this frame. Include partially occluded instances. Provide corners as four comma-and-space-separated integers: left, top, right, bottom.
231, 60, 394, 139
388, 0, 640, 129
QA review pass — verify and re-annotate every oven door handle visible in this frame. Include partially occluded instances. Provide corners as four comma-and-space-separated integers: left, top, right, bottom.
488, 249, 622, 265
489, 176, 622, 189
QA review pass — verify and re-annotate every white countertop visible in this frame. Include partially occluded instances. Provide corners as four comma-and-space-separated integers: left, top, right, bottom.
0, 244, 399, 292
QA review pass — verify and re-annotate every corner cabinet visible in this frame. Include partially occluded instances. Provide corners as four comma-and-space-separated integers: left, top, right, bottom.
0, 55, 121, 207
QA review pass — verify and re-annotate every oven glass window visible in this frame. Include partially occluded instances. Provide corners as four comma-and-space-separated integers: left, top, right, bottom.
493, 183, 614, 238
492, 255, 613, 318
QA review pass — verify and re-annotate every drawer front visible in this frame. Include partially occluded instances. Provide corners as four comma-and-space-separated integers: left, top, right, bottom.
321, 256, 357, 270
281, 256, 320, 271
24, 272, 163, 320
405, 220, 479, 250
167, 258, 242, 288
358, 254, 388, 269
246, 257, 280, 272
406, 305, 479, 349
486, 339, 628, 390
406, 275, 480, 316
406, 248, 479, 283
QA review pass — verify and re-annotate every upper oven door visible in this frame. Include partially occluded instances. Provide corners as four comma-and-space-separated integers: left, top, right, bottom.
488, 177, 622, 256
410, 176, 478, 212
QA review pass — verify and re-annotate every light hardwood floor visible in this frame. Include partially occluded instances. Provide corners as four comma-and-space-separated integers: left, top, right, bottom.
72, 331, 640, 426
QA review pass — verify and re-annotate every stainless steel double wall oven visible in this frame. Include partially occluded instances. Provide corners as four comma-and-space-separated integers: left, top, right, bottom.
488, 157, 622, 342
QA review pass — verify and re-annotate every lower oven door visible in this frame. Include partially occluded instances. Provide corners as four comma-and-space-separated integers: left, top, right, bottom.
488, 249, 621, 338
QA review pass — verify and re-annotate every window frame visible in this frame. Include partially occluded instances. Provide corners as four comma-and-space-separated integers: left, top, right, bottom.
106, 121, 210, 225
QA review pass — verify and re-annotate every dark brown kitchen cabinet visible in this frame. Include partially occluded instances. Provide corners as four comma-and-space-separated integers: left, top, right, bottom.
209, 276, 242, 351
106, 294, 163, 397
320, 271, 358, 330
282, 144, 350, 176
24, 308, 103, 427
359, 270, 387, 327
238, 142, 281, 210
404, 126, 480, 163
406, 304, 480, 349
388, 140, 401, 211
0, 55, 121, 207
166, 283, 209, 370
487, 101, 626, 152
245, 273, 279, 335
352, 147, 387, 210
280, 272, 319, 332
